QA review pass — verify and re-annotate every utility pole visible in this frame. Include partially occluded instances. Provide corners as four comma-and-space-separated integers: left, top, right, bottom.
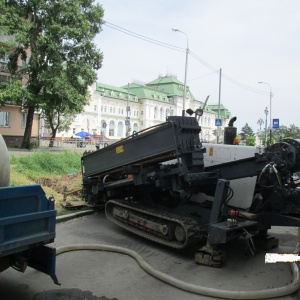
217, 68, 222, 144
172, 28, 189, 117
126, 83, 130, 137
258, 81, 273, 144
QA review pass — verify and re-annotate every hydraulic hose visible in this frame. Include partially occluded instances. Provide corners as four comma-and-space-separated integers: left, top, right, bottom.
56, 243, 300, 300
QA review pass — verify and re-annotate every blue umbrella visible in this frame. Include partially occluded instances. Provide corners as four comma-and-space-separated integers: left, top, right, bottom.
75, 131, 92, 138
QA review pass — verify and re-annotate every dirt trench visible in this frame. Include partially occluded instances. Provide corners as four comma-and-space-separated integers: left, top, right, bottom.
36, 172, 82, 196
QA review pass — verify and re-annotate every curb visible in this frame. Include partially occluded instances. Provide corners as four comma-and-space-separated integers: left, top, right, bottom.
56, 209, 95, 223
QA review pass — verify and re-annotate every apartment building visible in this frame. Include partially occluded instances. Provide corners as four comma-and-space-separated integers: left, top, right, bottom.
0, 44, 40, 147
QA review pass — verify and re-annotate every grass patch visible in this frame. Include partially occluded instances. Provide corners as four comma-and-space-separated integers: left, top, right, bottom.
10, 151, 82, 179
9, 150, 85, 216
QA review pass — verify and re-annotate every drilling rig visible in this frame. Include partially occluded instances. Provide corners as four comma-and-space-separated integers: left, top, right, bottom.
81, 111, 300, 267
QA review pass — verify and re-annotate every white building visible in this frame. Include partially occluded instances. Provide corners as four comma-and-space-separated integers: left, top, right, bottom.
56, 75, 231, 143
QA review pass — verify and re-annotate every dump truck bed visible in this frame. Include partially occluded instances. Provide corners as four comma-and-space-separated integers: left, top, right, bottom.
0, 184, 56, 257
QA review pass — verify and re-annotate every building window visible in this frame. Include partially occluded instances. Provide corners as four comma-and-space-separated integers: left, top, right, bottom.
109, 121, 115, 137
0, 111, 10, 127
0, 75, 11, 83
0, 52, 9, 63
21, 113, 27, 128
94, 105, 97, 112
117, 121, 123, 137
133, 123, 138, 133
73, 128, 76, 134
101, 120, 106, 135
22, 57, 29, 69
154, 107, 158, 119
160, 108, 163, 120
104, 106, 107, 113
110, 107, 112, 113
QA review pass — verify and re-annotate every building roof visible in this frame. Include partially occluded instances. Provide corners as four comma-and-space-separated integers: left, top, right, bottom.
146, 76, 183, 86
121, 82, 172, 103
95, 76, 231, 118
207, 104, 231, 118
96, 82, 136, 100
146, 75, 195, 100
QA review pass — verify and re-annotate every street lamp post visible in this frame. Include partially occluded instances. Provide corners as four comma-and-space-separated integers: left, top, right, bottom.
264, 107, 269, 146
258, 81, 273, 143
257, 117, 264, 131
172, 28, 189, 117
257, 117, 264, 146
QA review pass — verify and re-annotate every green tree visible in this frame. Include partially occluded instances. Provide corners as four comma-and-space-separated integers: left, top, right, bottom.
272, 125, 287, 142
239, 123, 255, 142
285, 124, 300, 139
245, 136, 256, 146
0, 0, 104, 148
40, 68, 89, 147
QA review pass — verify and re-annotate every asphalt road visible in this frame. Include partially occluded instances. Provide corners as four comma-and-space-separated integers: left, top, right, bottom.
1, 212, 300, 300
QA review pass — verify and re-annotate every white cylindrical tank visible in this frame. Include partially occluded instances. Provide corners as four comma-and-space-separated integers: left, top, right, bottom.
0, 134, 10, 187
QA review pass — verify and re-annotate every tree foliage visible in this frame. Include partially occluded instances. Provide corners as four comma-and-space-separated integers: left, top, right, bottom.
239, 123, 255, 141
0, 0, 104, 148
245, 136, 256, 146
40, 67, 90, 146
284, 124, 300, 139
271, 124, 300, 141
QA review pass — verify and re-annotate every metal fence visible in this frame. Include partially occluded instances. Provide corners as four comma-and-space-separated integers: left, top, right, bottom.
39, 138, 115, 150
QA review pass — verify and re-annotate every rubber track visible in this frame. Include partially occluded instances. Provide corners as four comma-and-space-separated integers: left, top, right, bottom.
105, 199, 203, 249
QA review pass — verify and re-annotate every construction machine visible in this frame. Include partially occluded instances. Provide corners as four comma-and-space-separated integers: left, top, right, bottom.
81, 111, 300, 267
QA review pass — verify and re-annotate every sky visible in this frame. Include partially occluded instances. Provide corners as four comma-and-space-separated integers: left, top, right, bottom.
93, 0, 300, 133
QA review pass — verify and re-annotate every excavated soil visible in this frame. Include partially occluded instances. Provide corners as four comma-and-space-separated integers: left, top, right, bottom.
35, 172, 85, 214
37, 172, 82, 195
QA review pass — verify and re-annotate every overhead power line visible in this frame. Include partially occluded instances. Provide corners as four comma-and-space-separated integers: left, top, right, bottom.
103, 21, 269, 96
104, 22, 185, 53
189, 51, 268, 96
